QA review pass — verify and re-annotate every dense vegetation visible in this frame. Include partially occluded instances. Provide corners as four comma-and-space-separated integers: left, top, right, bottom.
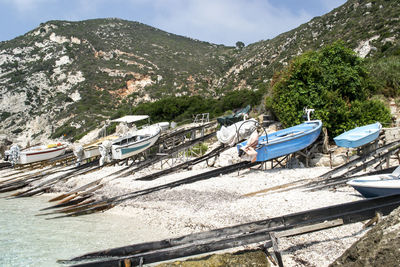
268, 41, 392, 137
126, 89, 264, 124
367, 55, 400, 98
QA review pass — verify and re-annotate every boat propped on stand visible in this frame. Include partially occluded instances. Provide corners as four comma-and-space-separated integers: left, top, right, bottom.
74, 135, 120, 164
6, 143, 67, 165
347, 166, 400, 198
111, 124, 161, 160
75, 115, 160, 165
237, 110, 322, 162
333, 122, 382, 148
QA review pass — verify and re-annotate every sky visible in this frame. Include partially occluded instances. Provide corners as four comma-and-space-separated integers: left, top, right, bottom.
0, 0, 347, 46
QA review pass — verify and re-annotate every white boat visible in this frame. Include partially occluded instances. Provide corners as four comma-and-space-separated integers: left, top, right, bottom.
111, 124, 161, 160
156, 122, 170, 131
74, 135, 119, 161
347, 166, 400, 198
19, 143, 67, 164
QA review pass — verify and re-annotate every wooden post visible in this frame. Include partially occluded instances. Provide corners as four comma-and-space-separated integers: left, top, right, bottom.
269, 232, 284, 267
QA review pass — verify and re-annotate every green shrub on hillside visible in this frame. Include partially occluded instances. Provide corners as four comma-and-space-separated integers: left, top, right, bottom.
367, 56, 400, 97
127, 89, 264, 125
270, 41, 391, 137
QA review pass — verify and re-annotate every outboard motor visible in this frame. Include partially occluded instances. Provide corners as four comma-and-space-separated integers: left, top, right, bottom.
99, 140, 113, 166
4, 150, 10, 161
73, 145, 84, 166
8, 144, 20, 166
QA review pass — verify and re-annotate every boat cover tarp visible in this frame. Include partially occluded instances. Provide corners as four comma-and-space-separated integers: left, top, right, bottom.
216, 119, 258, 146
217, 105, 250, 126
239, 130, 259, 162
111, 115, 149, 124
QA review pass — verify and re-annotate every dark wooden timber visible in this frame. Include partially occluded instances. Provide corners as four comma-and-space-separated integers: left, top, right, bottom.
0, 162, 11, 169
12, 160, 101, 198
135, 144, 228, 181
306, 165, 397, 191
41, 161, 258, 218
48, 130, 219, 205
61, 194, 400, 267
319, 140, 400, 179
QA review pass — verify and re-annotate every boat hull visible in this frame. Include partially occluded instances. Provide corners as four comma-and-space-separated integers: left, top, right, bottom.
80, 135, 119, 160
334, 122, 381, 148
19, 144, 66, 164
347, 175, 400, 198
111, 126, 161, 160
237, 120, 322, 162
83, 146, 101, 159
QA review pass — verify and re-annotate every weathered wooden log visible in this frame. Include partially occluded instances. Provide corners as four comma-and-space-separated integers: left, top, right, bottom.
67, 194, 400, 261
320, 140, 400, 179
64, 194, 400, 267
48, 161, 257, 218
49, 179, 103, 202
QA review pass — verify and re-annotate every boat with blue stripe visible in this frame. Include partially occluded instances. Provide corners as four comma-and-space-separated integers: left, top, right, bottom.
111, 124, 161, 160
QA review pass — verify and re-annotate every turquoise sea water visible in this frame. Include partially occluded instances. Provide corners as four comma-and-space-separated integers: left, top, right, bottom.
0, 193, 163, 267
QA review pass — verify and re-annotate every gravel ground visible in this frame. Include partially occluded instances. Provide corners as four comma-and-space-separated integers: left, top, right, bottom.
0, 149, 372, 267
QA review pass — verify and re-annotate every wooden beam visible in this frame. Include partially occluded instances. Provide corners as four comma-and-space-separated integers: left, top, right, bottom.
275, 219, 343, 238
269, 232, 284, 267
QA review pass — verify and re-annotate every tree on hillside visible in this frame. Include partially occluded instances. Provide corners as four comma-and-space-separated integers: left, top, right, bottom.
236, 41, 245, 50
267, 41, 391, 138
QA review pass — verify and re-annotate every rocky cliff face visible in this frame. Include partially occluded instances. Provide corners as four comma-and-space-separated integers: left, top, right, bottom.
330, 206, 400, 266
0, 19, 234, 145
0, 0, 398, 145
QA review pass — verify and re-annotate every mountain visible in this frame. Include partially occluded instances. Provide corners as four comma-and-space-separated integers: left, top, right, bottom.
0, 0, 399, 144
224, 0, 400, 91
0, 19, 236, 143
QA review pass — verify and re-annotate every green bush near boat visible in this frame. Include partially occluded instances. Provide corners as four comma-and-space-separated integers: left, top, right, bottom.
129, 89, 265, 126
268, 41, 392, 138
186, 143, 208, 157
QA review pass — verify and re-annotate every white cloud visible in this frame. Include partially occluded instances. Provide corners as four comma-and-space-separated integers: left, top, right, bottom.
141, 0, 313, 45
0, 0, 346, 45
0, 0, 55, 12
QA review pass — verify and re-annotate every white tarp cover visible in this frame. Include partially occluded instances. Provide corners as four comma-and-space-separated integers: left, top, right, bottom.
216, 119, 258, 146
111, 115, 149, 124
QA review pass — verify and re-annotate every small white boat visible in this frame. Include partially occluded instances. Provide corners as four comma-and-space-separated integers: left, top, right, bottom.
19, 143, 67, 164
347, 166, 400, 198
74, 135, 119, 161
111, 125, 161, 160
156, 122, 170, 131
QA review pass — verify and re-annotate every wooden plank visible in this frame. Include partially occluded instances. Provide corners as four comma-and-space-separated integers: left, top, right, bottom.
243, 178, 311, 197
319, 140, 400, 179
66, 195, 400, 263
275, 219, 343, 238
66, 199, 400, 267
269, 232, 284, 267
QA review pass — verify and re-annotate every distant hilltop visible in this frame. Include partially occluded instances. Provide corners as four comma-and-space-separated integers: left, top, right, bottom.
0, 0, 398, 144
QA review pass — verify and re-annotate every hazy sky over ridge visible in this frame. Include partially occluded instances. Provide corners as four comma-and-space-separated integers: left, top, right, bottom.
0, 0, 346, 46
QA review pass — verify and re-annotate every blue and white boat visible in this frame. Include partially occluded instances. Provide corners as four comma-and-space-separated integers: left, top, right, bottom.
347, 166, 400, 198
333, 122, 382, 148
237, 120, 322, 162
111, 124, 161, 160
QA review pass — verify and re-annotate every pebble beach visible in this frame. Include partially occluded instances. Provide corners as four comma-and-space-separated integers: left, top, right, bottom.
9, 146, 372, 267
